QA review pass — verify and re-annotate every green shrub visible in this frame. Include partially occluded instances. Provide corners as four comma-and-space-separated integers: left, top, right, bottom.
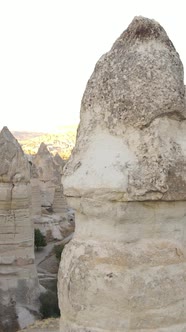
54, 243, 65, 260
34, 228, 47, 250
39, 290, 60, 318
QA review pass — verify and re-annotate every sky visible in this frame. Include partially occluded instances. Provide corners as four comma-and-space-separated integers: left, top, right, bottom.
0, 0, 186, 132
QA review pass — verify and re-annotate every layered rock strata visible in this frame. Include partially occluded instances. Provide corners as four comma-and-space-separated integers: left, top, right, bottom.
53, 186, 67, 215
30, 162, 42, 218
0, 127, 40, 332
59, 17, 186, 331
53, 153, 68, 215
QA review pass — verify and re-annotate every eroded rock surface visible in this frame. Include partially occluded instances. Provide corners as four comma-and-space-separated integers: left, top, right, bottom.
0, 127, 40, 332
53, 153, 68, 216
32, 143, 58, 208
59, 17, 186, 331
32, 145, 74, 241
30, 161, 42, 218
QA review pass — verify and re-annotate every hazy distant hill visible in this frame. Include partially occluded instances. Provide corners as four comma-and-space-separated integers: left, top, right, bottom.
13, 125, 77, 160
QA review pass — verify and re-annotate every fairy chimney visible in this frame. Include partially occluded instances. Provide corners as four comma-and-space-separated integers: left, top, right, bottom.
59, 17, 186, 331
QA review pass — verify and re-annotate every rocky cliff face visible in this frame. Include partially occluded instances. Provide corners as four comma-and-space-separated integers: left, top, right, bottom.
0, 127, 40, 332
59, 17, 186, 331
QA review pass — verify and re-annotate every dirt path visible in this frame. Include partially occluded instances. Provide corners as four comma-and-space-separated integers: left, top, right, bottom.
18, 318, 60, 332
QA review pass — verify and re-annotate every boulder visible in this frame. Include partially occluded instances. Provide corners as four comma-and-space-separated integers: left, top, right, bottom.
58, 17, 186, 331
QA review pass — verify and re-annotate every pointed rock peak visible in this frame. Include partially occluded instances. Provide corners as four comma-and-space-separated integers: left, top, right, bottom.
0, 126, 18, 144
80, 16, 185, 132
37, 142, 50, 156
113, 16, 175, 50
0, 127, 30, 182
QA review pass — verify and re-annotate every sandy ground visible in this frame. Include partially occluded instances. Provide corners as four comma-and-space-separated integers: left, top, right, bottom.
18, 318, 60, 332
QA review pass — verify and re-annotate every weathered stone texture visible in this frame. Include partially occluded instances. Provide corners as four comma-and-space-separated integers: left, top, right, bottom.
63, 17, 186, 202
59, 17, 186, 331
32, 143, 66, 209
32, 144, 74, 241
53, 153, 68, 215
30, 177, 42, 218
32, 143, 57, 208
0, 127, 39, 331
30, 161, 42, 218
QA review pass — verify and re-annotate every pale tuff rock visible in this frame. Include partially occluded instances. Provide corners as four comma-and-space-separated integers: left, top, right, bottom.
53, 153, 68, 215
32, 144, 74, 241
30, 178, 42, 218
32, 143, 59, 208
63, 16, 186, 201
53, 185, 68, 215
0, 127, 40, 332
30, 162, 42, 218
0, 126, 30, 183
54, 152, 66, 169
59, 17, 186, 331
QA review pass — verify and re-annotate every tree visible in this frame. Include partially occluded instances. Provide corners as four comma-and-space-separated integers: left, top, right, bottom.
34, 228, 47, 250
54, 243, 65, 261
39, 290, 60, 318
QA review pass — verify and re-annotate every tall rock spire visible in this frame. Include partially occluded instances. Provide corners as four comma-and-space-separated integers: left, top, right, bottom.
0, 127, 40, 331
58, 17, 186, 331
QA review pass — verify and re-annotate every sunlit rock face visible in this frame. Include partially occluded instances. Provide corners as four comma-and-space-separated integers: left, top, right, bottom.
0, 127, 40, 332
58, 17, 186, 331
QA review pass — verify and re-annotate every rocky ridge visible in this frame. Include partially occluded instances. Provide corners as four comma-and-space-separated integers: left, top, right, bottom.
13, 126, 77, 160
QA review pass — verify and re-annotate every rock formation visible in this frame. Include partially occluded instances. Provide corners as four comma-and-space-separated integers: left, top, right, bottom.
53, 153, 67, 215
54, 152, 66, 169
0, 127, 40, 332
30, 161, 42, 219
33, 144, 67, 213
32, 143, 58, 209
32, 144, 74, 241
58, 17, 186, 331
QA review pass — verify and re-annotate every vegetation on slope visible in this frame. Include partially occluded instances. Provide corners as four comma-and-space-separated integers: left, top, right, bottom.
13, 125, 77, 160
